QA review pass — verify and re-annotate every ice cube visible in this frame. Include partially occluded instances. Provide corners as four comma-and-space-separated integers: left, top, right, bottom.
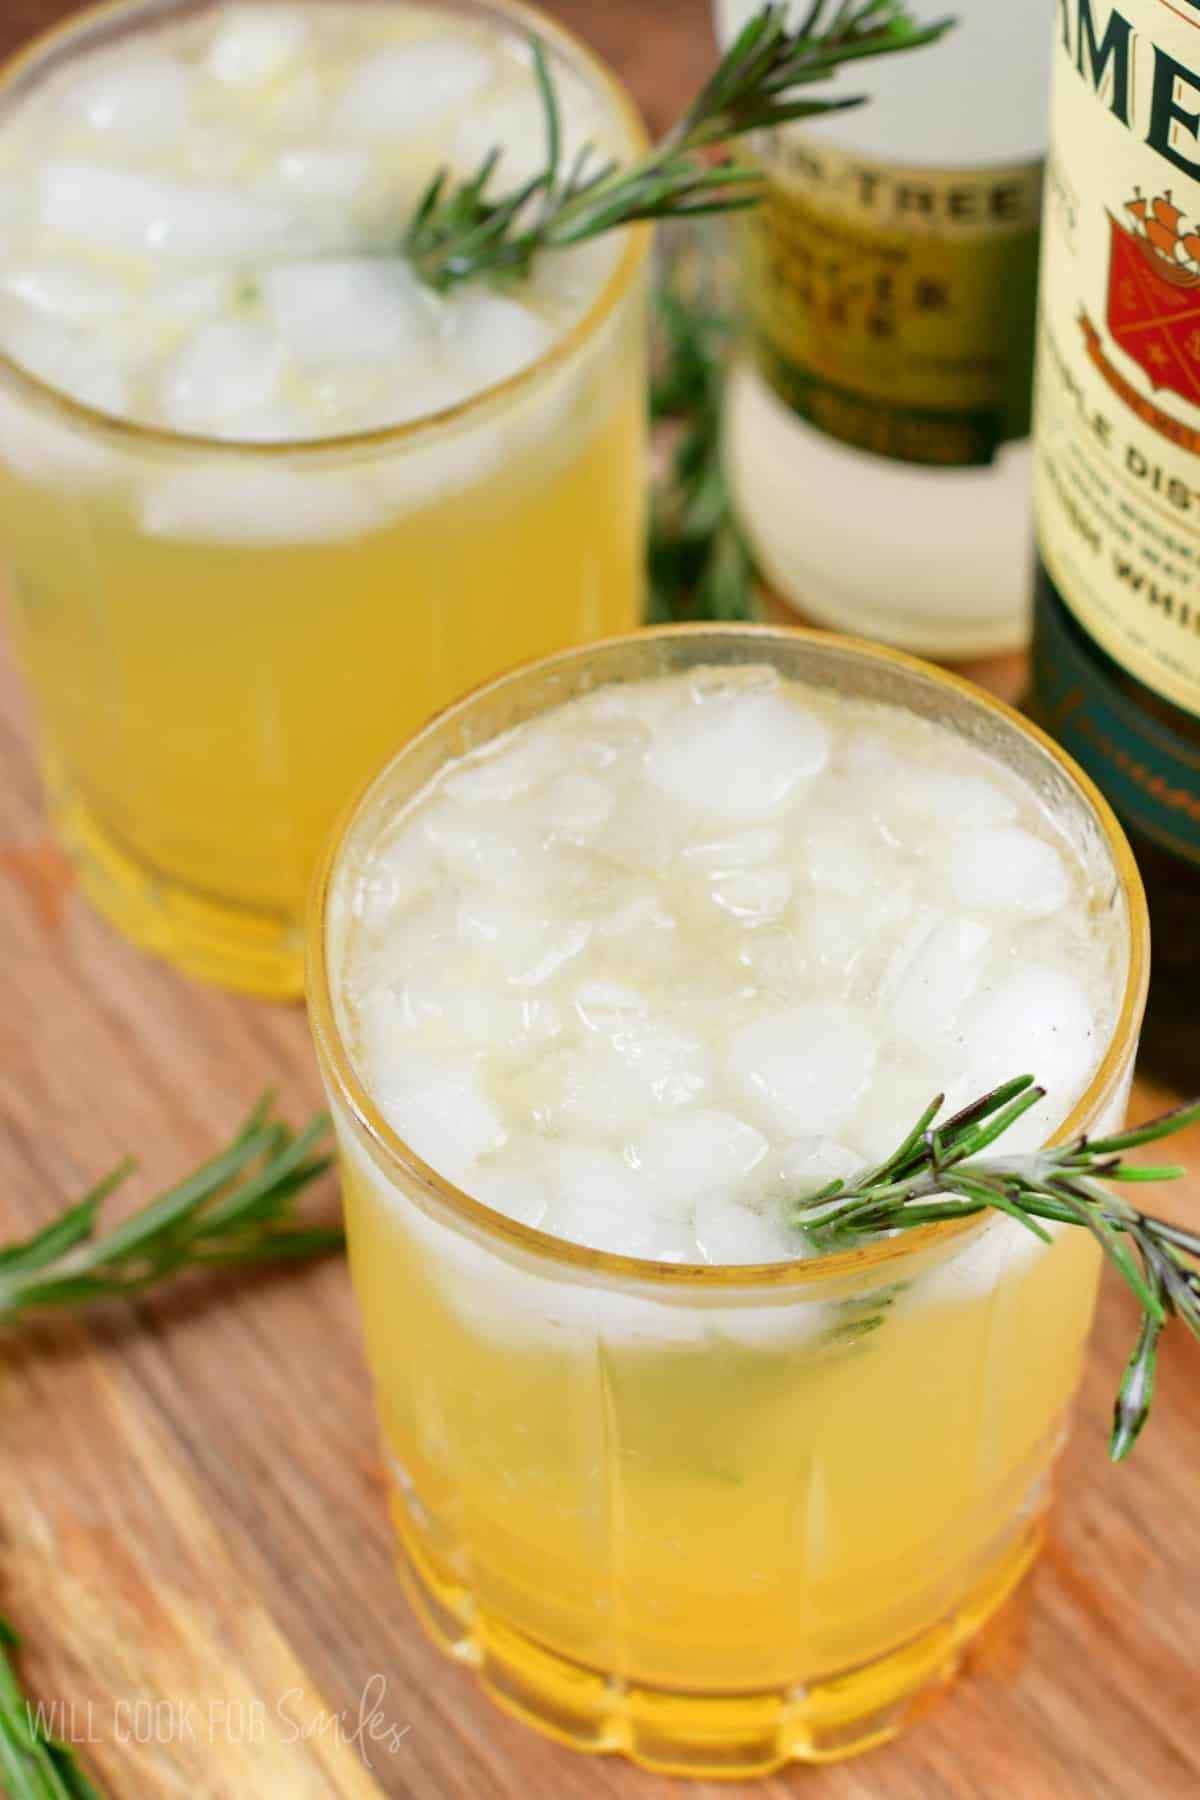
423, 809, 542, 887
177, 125, 255, 183
804, 815, 877, 896
403, 985, 555, 1054
693, 1193, 800, 1265
467, 1160, 550, 1229
457, 892, 590, 986
795, 893, 870, 983
0, 177, 28, 256
159, 321, 287, 434
452, 58, 602, 181
59, 54, 193, 144
710, 1292, 837, 1350
264, 258, 437, 366
887, 915, 992, 1046
638, 1221, 707, 1264
593, 787, 688, 874
444, 292, 552, 392
728, 1004, 876, 1136
1, 315, 128, 416
140, 464, 392, 544
334, 43, 492, 136
345, 369, 471, 433
267, 70, 325, 133
455, 96, 550, 184
574, 981, 647, 1035
644, 691, 829, 821
268, 146, 370, 199
206, 8, 309, 84
39, 162, 303, 259
910, 1214, 1058, 1306
543, 1146, 658, 1255
775, 1137, 864, 1194
683, 828, 783, 873
711, 867, 793, 923
354, 823, 439, 928
843, 1059, 944, 1165
538, 772, 614, 837
958, 963, 1098, 1140
453, 92, 557, 186
902, 766, 1019, 826
375, 1052, 506, 1179
3, 264, 126, 326
443, 731, 557, 803
368, 411, 511, 511
849, 736, 1020, 828
392, 964, 557, 1051
0, 387, 118, 488
143, 272, 233, 335
947, 826, 1072, 917
733, 926, 807, 1001
631, 1110, 768, 1204
612, 1019, 712, 1108
524, 1040, 652, 1137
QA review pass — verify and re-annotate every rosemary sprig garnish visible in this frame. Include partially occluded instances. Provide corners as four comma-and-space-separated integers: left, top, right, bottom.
404, 1, 952, 291
647, 232, 754, 624
0, 1616, 105, 1800
792, 1076, 1200, 1461
0, 1097, 339, 1325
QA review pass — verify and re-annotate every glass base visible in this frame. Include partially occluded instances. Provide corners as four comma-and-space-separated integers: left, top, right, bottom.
389, 1492, 1045, 1778
52, 785, 303, 998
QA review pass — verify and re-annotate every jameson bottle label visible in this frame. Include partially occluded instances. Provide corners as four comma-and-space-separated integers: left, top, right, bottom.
739, 138, 1043, 466
1035, 0, 1200, 728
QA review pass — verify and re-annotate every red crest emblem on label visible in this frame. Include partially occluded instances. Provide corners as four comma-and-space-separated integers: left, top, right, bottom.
1105, 189, 1200, 410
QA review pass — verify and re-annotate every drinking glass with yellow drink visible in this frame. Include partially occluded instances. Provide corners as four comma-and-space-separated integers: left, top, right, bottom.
0, 0, 649, 995
0, 1, 957, 996
309, 625, 1151, 1777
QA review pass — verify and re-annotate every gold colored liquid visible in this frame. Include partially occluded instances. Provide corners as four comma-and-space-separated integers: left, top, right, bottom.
341, 1144, 1101, 1774
3, 307, 644, 992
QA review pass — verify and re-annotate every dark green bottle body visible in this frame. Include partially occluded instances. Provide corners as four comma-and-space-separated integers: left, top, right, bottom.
1031, 565, 1200, 1082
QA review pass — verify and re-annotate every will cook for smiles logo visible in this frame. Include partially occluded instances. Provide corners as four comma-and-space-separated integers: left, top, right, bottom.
27, 1675, 412, 1772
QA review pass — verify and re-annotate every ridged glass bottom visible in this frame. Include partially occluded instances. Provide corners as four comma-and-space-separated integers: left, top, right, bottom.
389, 1486, 1046, 1778
53, 785, 303, 998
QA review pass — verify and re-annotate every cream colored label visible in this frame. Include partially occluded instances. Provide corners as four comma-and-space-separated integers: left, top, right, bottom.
741, 138, 1042, 465
1035, 0, 1200, 717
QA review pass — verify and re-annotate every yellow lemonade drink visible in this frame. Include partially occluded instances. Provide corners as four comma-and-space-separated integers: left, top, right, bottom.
0, 0, 647, 994
310, 628, 1147, 1777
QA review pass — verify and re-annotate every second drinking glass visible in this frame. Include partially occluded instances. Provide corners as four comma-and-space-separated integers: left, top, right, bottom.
0, 0, 649, 994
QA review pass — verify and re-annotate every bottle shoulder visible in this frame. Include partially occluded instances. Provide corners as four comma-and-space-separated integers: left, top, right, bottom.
712, 0, 1049, 167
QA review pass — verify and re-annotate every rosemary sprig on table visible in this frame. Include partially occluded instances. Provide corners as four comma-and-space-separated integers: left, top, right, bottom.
0, 1617, 104, 1800
404, 1, 951, 290
648, 251, 755, 624
792, 1076, 1200, 1461
0, 1097, 339, 1326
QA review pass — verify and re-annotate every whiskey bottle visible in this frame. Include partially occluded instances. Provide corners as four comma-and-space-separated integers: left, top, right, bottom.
1031, 0, 1200, 1080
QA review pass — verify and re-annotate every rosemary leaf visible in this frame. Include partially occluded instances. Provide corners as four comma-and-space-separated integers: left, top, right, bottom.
0, 1617, 106, 1799
647, 231, 755, 624
404, 2, 951, 291
791, 1075, 1200, 1460
0, 1099, 339, 1327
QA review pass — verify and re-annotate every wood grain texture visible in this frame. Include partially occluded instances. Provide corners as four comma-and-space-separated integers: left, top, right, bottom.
0, 3, 1198, 1797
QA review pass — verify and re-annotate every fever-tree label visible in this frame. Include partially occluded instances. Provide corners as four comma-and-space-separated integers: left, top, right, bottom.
741, 140, 1042, 466
1034, 0, 1200, 864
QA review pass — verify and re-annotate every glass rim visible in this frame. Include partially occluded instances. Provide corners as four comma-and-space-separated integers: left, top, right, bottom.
308, 622, 1151, 1292
0, 0, 651, 457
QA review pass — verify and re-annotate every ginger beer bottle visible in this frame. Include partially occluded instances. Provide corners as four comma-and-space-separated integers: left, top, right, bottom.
714, 0, 1049, 657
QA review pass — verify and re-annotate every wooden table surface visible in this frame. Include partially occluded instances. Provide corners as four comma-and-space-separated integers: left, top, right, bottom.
1, 3, 1199, 1797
